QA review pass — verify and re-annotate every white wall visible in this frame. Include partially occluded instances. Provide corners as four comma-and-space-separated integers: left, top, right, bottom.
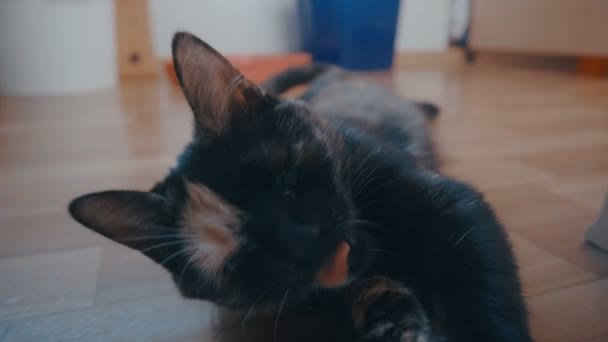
0, 0, 117, 96
149, 0, 300, 58
397, 0, 450, 51
149, 0, 449, 58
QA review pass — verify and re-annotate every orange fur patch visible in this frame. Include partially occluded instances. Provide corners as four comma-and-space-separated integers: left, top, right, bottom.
181, 181, 242, 274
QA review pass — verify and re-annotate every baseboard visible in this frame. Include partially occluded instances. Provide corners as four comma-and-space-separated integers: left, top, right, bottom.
472, 51, 578, 72
577, 57, 608, 77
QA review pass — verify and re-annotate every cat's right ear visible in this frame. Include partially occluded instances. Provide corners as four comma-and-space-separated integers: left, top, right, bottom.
68, 191, 181, 265
172, 32, 265, 135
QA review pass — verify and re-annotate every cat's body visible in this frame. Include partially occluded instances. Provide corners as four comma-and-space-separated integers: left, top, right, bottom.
69, 33, 532, 342
261, 65, 531, 342
263, 64, 439, 170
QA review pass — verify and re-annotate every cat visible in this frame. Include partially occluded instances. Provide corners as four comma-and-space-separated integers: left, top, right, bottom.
69, 32, 532, 342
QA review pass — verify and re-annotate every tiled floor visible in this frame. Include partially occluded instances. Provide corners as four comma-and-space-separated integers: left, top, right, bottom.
1, 64, 607, 341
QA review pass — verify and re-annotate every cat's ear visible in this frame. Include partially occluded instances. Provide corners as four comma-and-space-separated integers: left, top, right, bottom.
68, 191, 180, 264
172, 32, 264, 134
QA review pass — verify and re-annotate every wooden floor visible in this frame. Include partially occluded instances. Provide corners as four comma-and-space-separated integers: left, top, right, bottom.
1, 63, 607, 341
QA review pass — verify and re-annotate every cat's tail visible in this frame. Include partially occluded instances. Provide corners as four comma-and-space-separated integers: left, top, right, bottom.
260, 63, 333, 95
262, 64, 441, 120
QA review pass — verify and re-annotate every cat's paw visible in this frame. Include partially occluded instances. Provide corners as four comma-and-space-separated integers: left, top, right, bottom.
350, 277, 433, 342
358, 319, 431, 342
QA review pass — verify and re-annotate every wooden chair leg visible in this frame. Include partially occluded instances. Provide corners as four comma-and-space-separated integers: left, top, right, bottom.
114, 0, 158, 78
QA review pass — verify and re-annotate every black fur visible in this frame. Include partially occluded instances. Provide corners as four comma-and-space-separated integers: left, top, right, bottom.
69, 32, 532, 341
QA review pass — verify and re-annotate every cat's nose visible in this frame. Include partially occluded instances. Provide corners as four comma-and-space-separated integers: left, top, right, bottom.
277, 223, 320, 261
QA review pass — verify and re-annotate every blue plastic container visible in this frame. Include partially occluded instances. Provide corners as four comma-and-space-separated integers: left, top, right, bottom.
299, 0, 401, 70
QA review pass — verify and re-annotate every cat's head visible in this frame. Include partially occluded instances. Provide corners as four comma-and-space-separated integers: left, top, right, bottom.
69, 33, 369, 308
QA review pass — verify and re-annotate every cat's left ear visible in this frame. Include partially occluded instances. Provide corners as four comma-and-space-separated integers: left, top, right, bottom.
172, 32, 265, 134
68, 191, 180, 265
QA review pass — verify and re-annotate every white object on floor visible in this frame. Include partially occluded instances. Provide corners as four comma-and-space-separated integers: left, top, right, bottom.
0, 0, 117, 96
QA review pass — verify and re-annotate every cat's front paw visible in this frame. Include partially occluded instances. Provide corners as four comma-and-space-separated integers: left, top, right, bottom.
359, 319, 431, 342
349, 277, 433, 342
358, 323, 431, 342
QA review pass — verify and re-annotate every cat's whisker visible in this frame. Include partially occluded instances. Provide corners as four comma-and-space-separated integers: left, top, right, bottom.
146, 226, 186, 233
354, 158, 384, 186
348, 152, 367, 182
274, 287, 290, 342
178, 249, 201, 289
352, 175, 382, 201
368, 178, 401, 196
356, 179, 399, 204
355, 198, 388, 212
354, 178, 402, 211
453, 227, 474, 248
158, 248, 192, 267
352, 166, 370, 191
349, 150, 376, 192
118, 233, 191, 242
357, 157, 388, 187
350, 158, 387, 201
241, 289, 270, 332
138, 240, 188, 254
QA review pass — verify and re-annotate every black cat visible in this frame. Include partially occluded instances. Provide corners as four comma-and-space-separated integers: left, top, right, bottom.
69, 32, 532, 342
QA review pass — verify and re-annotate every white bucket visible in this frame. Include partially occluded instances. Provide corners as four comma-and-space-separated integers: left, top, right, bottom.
0, 0, 117, 96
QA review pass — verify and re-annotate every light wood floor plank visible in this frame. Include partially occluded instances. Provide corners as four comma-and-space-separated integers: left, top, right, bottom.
0, 248, 102, 322
529, 278, 608, 342
1, 64, 607, 341
511, 235, 598, 296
